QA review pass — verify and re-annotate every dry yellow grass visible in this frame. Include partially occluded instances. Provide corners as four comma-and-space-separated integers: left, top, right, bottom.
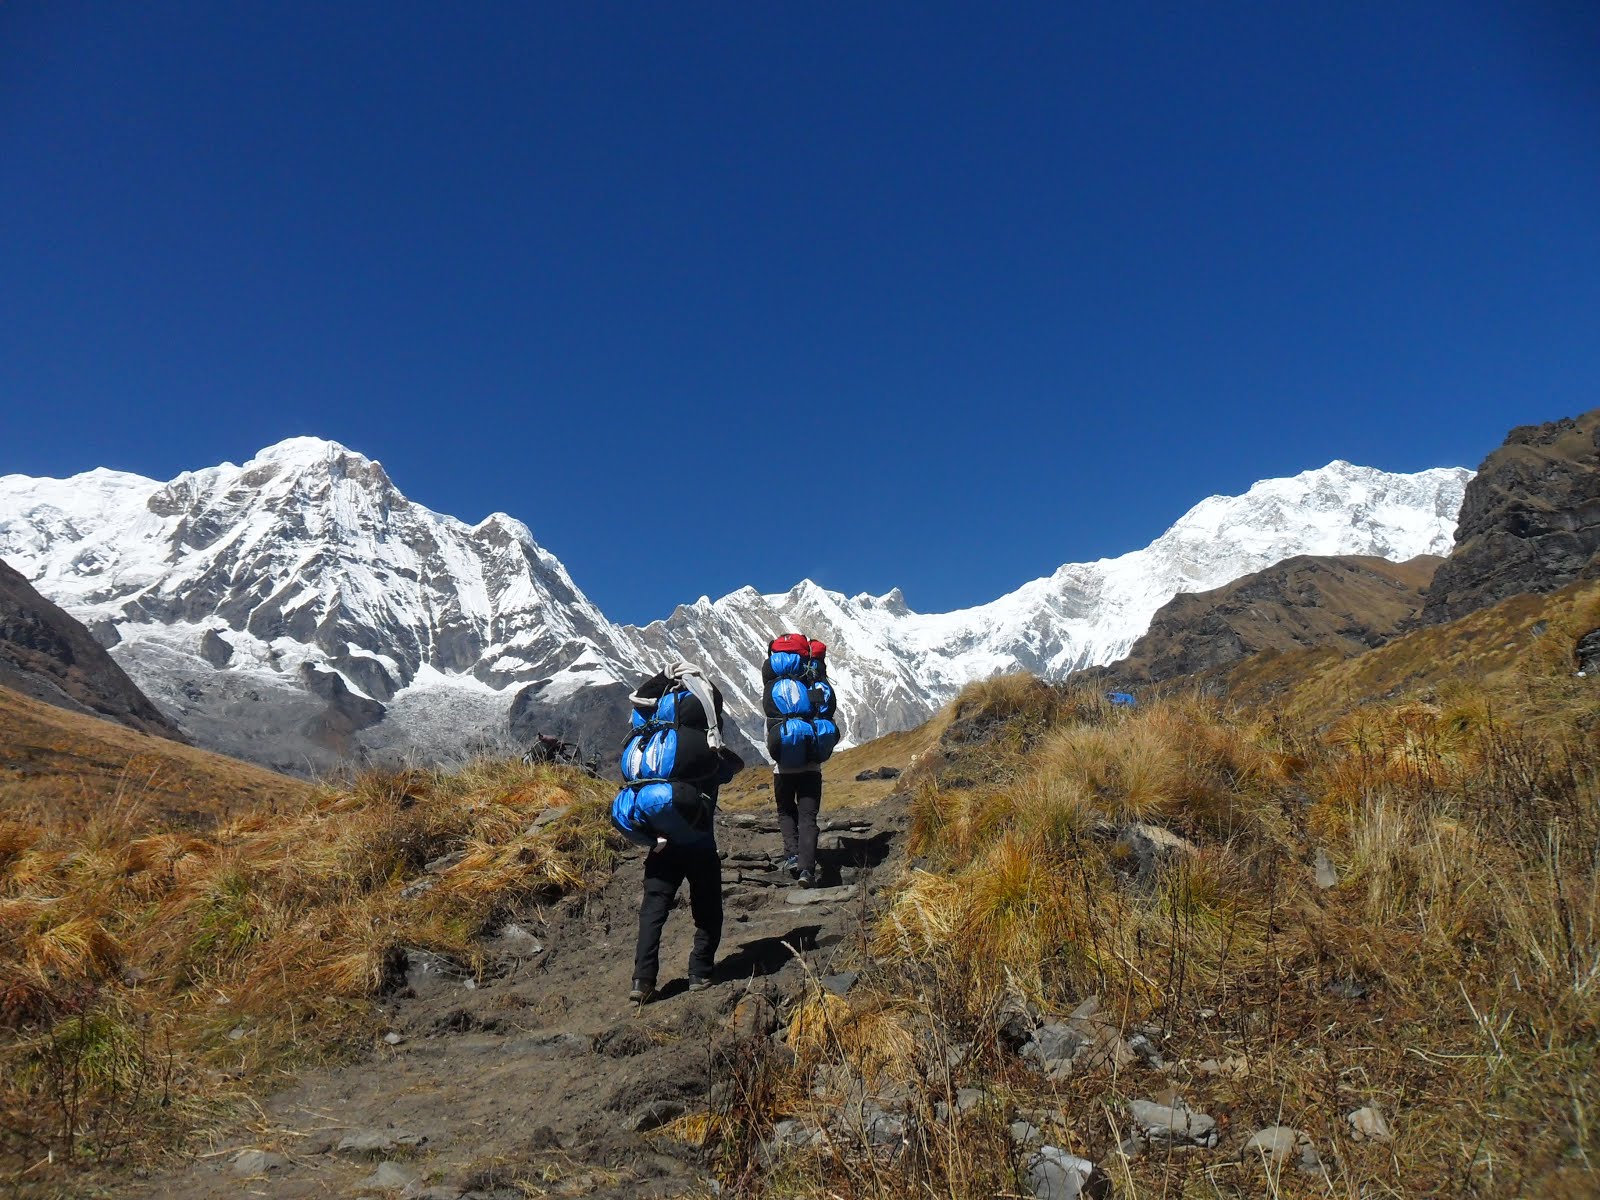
0, 685, 312, 834
0, 753, 617, 1181
843, 613, 1600, 1196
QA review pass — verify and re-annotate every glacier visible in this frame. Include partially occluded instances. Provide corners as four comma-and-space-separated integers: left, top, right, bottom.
0, 437, 1471, 772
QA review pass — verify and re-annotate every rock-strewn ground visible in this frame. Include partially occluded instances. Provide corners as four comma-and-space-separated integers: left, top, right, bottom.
124, 802, 907, 1200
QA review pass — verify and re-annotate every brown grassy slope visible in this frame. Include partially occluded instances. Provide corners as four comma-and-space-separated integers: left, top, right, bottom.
0, 754, 616, 1186
0, 682, 311, 832
743, 610, 1599, 1196
1103, 553, 1441, 684
1221, 576, 1600, 723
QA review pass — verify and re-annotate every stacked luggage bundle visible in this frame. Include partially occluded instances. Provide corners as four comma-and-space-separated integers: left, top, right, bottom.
611, 670, 724, 845
763, 633, 842, 770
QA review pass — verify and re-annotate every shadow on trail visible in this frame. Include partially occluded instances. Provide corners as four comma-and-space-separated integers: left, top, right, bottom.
817, 830, 894, 887
715, 924, 825, 982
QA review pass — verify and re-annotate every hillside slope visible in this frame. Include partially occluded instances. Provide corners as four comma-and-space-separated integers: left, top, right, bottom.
1098, 552, 1441, 684
0, 682, 310, 831
0, 558, 182, 740
1223, 575, 1600, 722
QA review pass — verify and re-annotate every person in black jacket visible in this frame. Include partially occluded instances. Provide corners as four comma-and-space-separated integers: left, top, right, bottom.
763, 634, 838, 888
611, 663, 743, 1004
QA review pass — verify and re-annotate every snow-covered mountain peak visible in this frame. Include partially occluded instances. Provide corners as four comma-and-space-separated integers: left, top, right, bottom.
248, 435, 367, 468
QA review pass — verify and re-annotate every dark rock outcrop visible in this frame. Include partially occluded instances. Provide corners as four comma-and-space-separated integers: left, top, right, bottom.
1420, 409, 1600, 625
199, 628, 235, 667
1100, 554, 1442, 684
298, 663, 387, 755
1577, 628, 1600, 675
0, 558, 185, 739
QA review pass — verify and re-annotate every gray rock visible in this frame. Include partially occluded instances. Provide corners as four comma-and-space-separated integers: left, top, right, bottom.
1021, 1022, 1083, 1079
1128, 1099, 1218, 1148
1347, 1105, 1392, 1142
784, 884, 858, 906
1313, 847, 1339, 889
1117, 823, 1197, 884
336, 1129, 428, 1158
526, 804, 570, 831
1026, 1146, 1096, 1200
936, 1087, 993, 1121
1297, 1141, 1328, 1175
821, 971, 859, 996
1243, 1126, 1304, 1164
863, 1105, 906, 1146
483, 922, 543, 958
357, 1160, 422, 1192
230, 1149, 287, 1176
955, 1087, 989, 1114
383, 1031, 405, 1046
626, 1099, 686, 1132
1127, 1032, 1164, 1069
766, 1118, 819, 1155
1010, 1120, 1045, 1146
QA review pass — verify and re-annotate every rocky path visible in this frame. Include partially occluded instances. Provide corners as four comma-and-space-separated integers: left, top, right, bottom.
133, 801, 907, 1200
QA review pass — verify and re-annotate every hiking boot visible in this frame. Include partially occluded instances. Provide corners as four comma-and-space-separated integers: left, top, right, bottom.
797, 869, 815, 888
628, 980, 654, 1004
783, 855, 800, 879
687, 976, 712, 993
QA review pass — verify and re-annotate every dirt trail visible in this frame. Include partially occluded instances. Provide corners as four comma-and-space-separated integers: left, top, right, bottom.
133, 798, 908, 1200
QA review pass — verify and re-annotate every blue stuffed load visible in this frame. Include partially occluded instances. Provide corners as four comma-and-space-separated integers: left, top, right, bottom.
611, 667, 728, 848
762, 633, 843, 768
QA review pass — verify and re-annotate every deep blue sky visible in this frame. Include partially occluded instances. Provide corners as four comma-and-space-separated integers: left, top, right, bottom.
3, 3, 1598, 624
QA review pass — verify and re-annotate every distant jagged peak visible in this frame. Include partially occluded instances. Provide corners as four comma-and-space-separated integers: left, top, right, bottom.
850, 586, 909, 613
469, 511, 537, 545
246, 435, 367, 468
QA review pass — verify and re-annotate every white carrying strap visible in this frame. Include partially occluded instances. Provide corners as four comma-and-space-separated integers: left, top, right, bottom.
669, 660, 724, 751
629, 659, 723, 751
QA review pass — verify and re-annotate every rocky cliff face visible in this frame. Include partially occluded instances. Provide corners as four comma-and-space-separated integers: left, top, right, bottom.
1099, 553, 1442, 685
0, 558, 184, 739
1421, 408, 1600, 626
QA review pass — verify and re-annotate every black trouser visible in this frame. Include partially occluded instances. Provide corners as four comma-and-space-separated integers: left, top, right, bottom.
633, 840, 723, 986
774, 770, 822, 877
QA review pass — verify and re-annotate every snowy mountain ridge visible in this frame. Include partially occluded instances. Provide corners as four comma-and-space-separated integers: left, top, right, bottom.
0, 438, 1471, 771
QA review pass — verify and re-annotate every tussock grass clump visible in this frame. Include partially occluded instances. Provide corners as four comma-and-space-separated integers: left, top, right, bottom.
0, 757, 616, 1179
862, 656, 1600, 1196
